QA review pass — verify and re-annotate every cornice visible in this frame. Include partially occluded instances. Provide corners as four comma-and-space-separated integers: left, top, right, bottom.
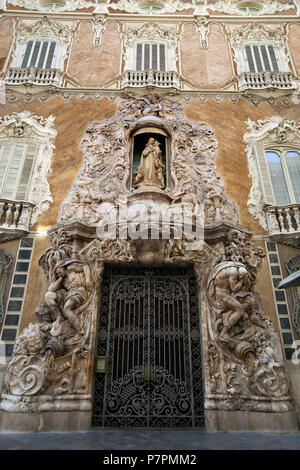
1, 11, 300, 23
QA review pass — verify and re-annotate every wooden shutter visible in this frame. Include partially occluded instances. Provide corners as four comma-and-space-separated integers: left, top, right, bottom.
244, 45, 256, 73
29, 41, 41, 67
268, 45, 280, 72
144, 43, 150, 70
16, 144, 37, 200
2, 143, 26, 199
45, 41, 57, 69
254, 145, 276, 206
152, 44, 158, 70
260, 45, 271, 72
37, 41, 50, 68
136, 43, 143, 71
21, 41, 34, 68
159, 44, 166, 71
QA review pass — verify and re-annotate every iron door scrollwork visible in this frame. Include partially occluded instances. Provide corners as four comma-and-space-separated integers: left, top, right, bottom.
92, 266, 204, 428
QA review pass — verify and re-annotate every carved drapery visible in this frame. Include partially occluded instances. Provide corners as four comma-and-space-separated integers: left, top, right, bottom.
0, 95, 293, 417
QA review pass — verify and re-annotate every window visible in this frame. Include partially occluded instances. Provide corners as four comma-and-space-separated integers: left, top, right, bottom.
135, 42, 167, 71
243, 44, 281, 73
20, 39, 58, 69
265, 149, 300, 205
254, 144, 300, 206
0, 141, 38, 200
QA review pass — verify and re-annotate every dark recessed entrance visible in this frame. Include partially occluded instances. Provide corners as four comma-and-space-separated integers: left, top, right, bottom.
92, 265, 204, 428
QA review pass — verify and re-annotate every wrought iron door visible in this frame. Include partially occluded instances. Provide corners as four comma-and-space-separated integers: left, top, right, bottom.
92, 266, 204, 428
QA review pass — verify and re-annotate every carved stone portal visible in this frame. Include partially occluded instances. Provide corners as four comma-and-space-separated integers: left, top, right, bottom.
0, 95, 295, 429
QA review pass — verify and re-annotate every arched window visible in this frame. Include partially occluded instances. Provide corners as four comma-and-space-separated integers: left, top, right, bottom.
265, 149, 300, 205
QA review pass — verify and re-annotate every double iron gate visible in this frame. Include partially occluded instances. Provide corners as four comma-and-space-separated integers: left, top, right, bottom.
92, 266, 204, 428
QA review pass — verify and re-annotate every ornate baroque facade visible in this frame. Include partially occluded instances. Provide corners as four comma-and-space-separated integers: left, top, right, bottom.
0, 0, 300, 433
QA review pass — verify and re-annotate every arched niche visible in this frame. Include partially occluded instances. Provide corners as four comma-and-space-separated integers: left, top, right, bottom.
128, 126, 172, 191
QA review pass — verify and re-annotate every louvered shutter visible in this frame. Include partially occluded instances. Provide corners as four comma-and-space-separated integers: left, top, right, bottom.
159, 44, 166, 71
244, 45, 256, 73
29, 41, 41, 67
254, 145, 276, 206
16, 144, 37, 200
136, 43, 143, 71
268, 45, 280, 72
2, 143, 26, 199
152, 44, 158, 70
37, 41, 50, 68
21, 41, 34, 68
45, 41, 57, 69
144, 43, 150, 70
253, 45, 263, 72
260, 45, 271, 72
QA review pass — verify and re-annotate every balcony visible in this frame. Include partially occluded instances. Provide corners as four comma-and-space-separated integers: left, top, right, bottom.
0, 199, 34, 243
5, 67, 63, 88
238, 72, 297, 92
122, 70, 180, 90
264, 204, 300, 247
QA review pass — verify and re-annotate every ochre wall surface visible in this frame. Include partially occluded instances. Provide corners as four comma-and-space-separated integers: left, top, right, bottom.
67, 21, 121, 85
0, 18, 14, 72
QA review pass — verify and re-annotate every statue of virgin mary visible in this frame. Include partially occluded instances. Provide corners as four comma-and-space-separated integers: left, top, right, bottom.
133, 138, 165, 189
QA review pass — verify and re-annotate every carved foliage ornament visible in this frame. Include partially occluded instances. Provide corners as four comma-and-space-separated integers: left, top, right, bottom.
0, 111, 56, 225
244, 116, 300, 230
194, 0, 295, 16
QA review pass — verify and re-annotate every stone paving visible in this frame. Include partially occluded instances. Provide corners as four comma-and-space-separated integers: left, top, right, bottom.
0, 428, 300, 450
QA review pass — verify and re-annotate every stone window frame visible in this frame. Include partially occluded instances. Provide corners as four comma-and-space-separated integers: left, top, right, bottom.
0, 111, 57, 226
10, 17, 73, 74
229, 23, 292, 76
244, 116, 300, 230
123, 21, 179, 74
